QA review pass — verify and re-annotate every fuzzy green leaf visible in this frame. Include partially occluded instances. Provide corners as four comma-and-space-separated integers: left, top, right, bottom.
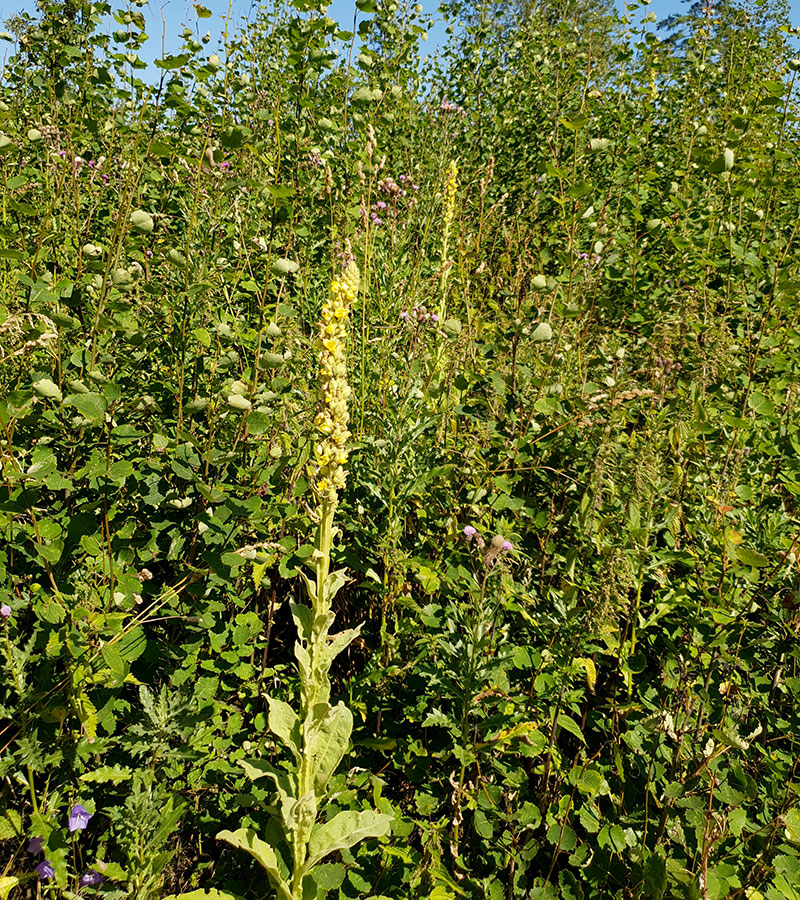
305, 810, 392, 870
326, 626, 362, 664
217, 829, 292, 900
291, 599, 314, 640
307, 702, 353, 792
268, 697, 301, 758
163, 891, 245, 900
324, 569, 348, 604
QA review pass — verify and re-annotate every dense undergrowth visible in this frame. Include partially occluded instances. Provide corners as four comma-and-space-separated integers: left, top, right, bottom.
1, 0, 800, 898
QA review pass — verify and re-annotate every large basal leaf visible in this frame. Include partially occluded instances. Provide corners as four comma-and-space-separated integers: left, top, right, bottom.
217, 829, 292, 900
304, 810, 392, 871
306, 702, 353, 793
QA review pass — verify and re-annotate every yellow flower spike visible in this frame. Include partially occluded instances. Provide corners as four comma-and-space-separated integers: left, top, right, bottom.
314, 259, 359, 503
439, 160, 458, 321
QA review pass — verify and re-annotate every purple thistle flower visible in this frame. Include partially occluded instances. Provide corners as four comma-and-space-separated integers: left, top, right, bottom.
431, 313, 440, 322
80, 870, 103, 887
27, 836, 44, 855
0, 604, 10, 619
36, 860, 55, 880
502, 540, 513, 552
463, 525, 477, 537
68, 804, 92, 832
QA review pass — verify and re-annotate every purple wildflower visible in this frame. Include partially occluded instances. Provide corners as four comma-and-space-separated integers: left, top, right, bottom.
0, 604, 10, 619
36, 860, 55, 880
376, 200, 387, 209
79, 870, 103, 887
431, 313, 440, 322
68, 804, 92, 832
463, 525, 477, 537
502, 540, 513, 552
399, 309, 408, 320
27, 837, 44, 855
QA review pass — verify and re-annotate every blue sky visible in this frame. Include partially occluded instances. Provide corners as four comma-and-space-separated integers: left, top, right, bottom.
0, 0, 794, 63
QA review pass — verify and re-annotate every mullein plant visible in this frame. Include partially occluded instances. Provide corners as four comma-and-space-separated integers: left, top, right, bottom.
434, 162, 460, 436
213, 259, 392, 900
437, 160, 458, 322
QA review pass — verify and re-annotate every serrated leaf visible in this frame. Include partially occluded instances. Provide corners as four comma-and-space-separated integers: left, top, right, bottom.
64, 392, 106, 424
75, 692, 97, 740
0, 808, 21, 839
80, 764, 133, 785
155, 54, 189, 70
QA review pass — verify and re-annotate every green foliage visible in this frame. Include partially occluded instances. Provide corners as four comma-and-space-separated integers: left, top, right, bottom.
1, 0, 800, 897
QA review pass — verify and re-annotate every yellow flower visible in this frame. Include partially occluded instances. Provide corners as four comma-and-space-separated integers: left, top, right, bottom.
314, 260, 359, 499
